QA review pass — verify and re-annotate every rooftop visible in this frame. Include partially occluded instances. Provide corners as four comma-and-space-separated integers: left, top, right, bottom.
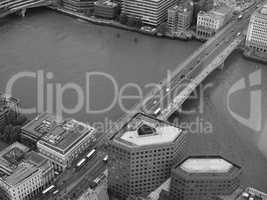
0, 143, 51, 186
179, 156, 233, 173
113, 113, 182, 147
31, 113, 96, 154
260, 3, 267, 15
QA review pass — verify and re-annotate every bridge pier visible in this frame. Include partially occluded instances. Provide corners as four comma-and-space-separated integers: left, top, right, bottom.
21, 8, 26, 17
219, 62, 225, 70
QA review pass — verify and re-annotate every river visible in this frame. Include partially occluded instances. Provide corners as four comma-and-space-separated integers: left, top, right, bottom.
0, 8, 267, 192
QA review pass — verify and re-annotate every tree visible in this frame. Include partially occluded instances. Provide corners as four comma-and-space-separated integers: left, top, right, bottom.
157, 23, 168, 35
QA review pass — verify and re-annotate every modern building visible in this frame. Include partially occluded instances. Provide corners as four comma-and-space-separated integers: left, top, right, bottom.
108, 113, 186, 199
0, 142, 54, 200
94, 0, 119, 19
246, 4, 267, 55
121, 0, 177, 26
62, 0, 96, 13
170, 155, 242, 200
21, 113, 97, 171
167, 2, 193, 34
196, 5, 233, 40
0, 93, 19, 132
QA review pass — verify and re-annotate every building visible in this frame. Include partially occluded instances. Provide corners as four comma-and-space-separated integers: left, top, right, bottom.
167, 2, 193, 34
94, 0, 119, 19
121, 0, 177, 26
0, 142, 54, 200
0, 93, 19, 132
170, 155, 242, 200
21, 113, 58, 148
196, 5, 233, 40
192, 0, 214, 25
214, 0, 253, 11
108, 113, 186, 199
246, 4, 267, 55
62, 0, 96, 13
22, 113, 97, 171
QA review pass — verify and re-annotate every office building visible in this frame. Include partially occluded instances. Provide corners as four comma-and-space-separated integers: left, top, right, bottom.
214, 0, 252, 11
94, 0, 119, 19
121, 0, 176, 26
192, 0, 214, 24
246, 4, 267, 54
22, 113, 97, 171
21, 113, 58, 148
62, 0, 96, 13
0, 143, 54, 200
108, 113, 186, 199
0, 93, 19, 132
167, 2, 193, 34
170, 155, 242, 200
196, 5, 233, 40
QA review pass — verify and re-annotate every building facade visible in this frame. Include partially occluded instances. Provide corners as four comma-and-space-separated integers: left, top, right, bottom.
94, 0, 119, 19
108, 113, 187, 199
61, 0, 96, 13
121, 0, 177, 26
22, 113, 97, 171
170, 156, 242, 200
246, 4, 267, 54
0, 143, 54, 200
196, 5, 233, 40
214, 0, 252, 11
167, 2, 193, 34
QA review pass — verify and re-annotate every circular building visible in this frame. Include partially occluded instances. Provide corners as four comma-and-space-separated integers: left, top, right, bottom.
170, 155, 242, 200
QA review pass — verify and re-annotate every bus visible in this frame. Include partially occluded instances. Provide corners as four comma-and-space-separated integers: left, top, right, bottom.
52, 189, 59, 195
93, 173, 106, 185
42, 185, 56, 195
153, 108, 161, 116
76, 158, 87, 170
86, 149, 97, 160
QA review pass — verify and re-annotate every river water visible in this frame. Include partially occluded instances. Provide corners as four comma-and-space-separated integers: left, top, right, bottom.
0, 8, 267, 191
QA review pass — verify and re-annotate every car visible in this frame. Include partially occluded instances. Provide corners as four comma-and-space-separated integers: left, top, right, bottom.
140, 26, 157, 34
236, 32, 241, 37
238, 14, 243, 19
103, 155, 108, 162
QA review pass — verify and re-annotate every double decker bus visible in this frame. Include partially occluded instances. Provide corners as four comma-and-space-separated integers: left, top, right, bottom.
86, 149, 97, 160
42, 185, 56, 195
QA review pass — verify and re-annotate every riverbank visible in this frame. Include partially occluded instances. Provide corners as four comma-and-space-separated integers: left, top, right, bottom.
48, 6, 193, 40
243, 48, 267, 64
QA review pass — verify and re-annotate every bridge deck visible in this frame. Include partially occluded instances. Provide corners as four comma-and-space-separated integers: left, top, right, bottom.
0, 0, 52, 18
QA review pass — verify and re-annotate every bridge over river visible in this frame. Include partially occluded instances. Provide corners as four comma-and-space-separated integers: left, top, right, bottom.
96, 1, 262, 146
0, 0, 52, 18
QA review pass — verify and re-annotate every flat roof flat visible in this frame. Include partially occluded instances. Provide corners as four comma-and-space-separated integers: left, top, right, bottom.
33, 113, 96, 154
113, 113, 182, 147
180, 158, 233, 173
